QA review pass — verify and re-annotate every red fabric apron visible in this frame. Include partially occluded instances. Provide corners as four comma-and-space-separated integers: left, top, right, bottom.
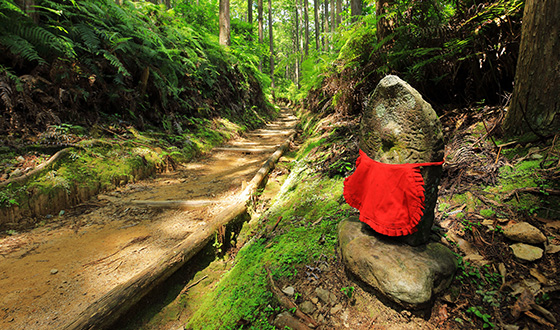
343, 149, 443, 236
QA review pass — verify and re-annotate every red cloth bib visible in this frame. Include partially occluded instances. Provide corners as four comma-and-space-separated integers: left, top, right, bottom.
343, 149, 443, 236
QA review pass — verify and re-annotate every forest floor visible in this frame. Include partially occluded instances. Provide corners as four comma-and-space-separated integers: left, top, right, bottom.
0, 110, 297, 330
0, 105, 559, 330
126, 105, 559, 330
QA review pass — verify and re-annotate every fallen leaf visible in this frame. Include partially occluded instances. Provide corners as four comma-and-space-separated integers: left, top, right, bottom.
502, 325, 520, 330
531, 303, 557, 324
437, 304, 449, 324
545, 221, 560, 230
546, 245, 560, 254
529, 268, 548, 284
534, 216, 556, 224
499, 263, 507, 285
523, 279, 542, 295
524, 311, 554, 328
511, 289, 534, 319
482, 219, 494, 229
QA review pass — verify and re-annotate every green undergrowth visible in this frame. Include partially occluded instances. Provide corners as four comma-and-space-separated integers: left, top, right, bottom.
441, 140, 560, 222
0, 116, 258, 224
184, 111, 353, 329
492, 144, 559, 219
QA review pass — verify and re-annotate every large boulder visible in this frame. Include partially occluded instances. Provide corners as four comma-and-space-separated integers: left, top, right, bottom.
339, 217, 457, 308
359, 75, 444, 245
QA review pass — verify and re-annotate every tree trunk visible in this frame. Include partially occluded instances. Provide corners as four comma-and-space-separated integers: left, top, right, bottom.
503, 0, 560, 137
376, 0, 394, 41
314, 0, 320, 51
350, 0, 361, 22
258, 0, 264, 71
323, 0, 329, 50
295, 0, 300, 87
219, 0, 231, 46
336, 0, 342, 26
268, 0, 275, 98
14, 0, 38, 23
304, 0, 309, 57
248, 0, 253, 23
330, 0, 335, 31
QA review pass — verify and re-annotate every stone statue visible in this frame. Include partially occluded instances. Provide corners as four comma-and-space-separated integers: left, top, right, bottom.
338, 75, 456, 309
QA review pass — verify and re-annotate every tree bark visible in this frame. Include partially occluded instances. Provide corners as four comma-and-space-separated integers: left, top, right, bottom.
14, 0, 38, 23
219, 0, 231, 46
248, 0, 253, 23
314, 0, 320, 51
350, 0, 361, 22
503, 0, 560, 137
303, 0, 309, 57
295, 0, 300, 87
258, 0, 264, 71
336, 0, 341, 26
268, 0, 275, 98
323, 0, 329, 50
376, 0, 395, 41
330, 0, 335, 31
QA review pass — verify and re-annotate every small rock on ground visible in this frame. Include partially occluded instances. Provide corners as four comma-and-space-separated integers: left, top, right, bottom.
510, 243, 543, 261
300, 301, 316, 315
503, 222, 547, 244
282, 286, 295, 296
315, 287, 336, 305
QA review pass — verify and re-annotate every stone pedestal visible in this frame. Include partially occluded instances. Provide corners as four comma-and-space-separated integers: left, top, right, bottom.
339, 217, 457, 309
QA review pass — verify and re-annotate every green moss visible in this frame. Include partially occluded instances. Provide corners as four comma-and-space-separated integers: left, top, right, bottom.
480, 209, 495, 218
187, 159, 349, 329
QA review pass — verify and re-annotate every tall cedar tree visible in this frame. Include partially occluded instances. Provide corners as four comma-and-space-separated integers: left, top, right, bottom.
248, 0, 253, 23
351, 0, 361, 22
336, 0, 341, 26
258, 0, 264, 71
376, 0, 394, 41
268, 0, 275, 96
503, 0, 560, 136
219, 0, 231, 45
295, 0, 300, 86
314, 0, 320, 50
323, 0, 329, 50
304, 0, 309, 56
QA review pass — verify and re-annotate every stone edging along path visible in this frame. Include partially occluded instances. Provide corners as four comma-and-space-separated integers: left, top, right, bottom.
62, 127, 297, 330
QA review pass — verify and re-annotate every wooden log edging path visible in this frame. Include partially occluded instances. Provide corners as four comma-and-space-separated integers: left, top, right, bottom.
62, 129, 296, 330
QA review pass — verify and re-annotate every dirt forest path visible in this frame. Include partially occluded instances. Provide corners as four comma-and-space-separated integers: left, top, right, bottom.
0, 109, 298, 330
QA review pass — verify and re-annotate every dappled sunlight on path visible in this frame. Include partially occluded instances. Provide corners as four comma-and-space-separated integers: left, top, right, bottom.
0, 110, 297, 329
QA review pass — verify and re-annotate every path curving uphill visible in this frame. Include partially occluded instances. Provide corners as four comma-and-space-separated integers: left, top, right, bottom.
0, 109, 298, 330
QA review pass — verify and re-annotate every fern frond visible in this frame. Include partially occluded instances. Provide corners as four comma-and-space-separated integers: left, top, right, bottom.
0, 80, 13, 109
0, 34, 46, 65
0, 0, 24, 17
100, 50, 130, 77
74, 23, 101, 51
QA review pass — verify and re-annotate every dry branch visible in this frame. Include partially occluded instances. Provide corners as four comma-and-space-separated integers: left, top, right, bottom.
504, 187, 560, 200
0, 148, 71, 188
